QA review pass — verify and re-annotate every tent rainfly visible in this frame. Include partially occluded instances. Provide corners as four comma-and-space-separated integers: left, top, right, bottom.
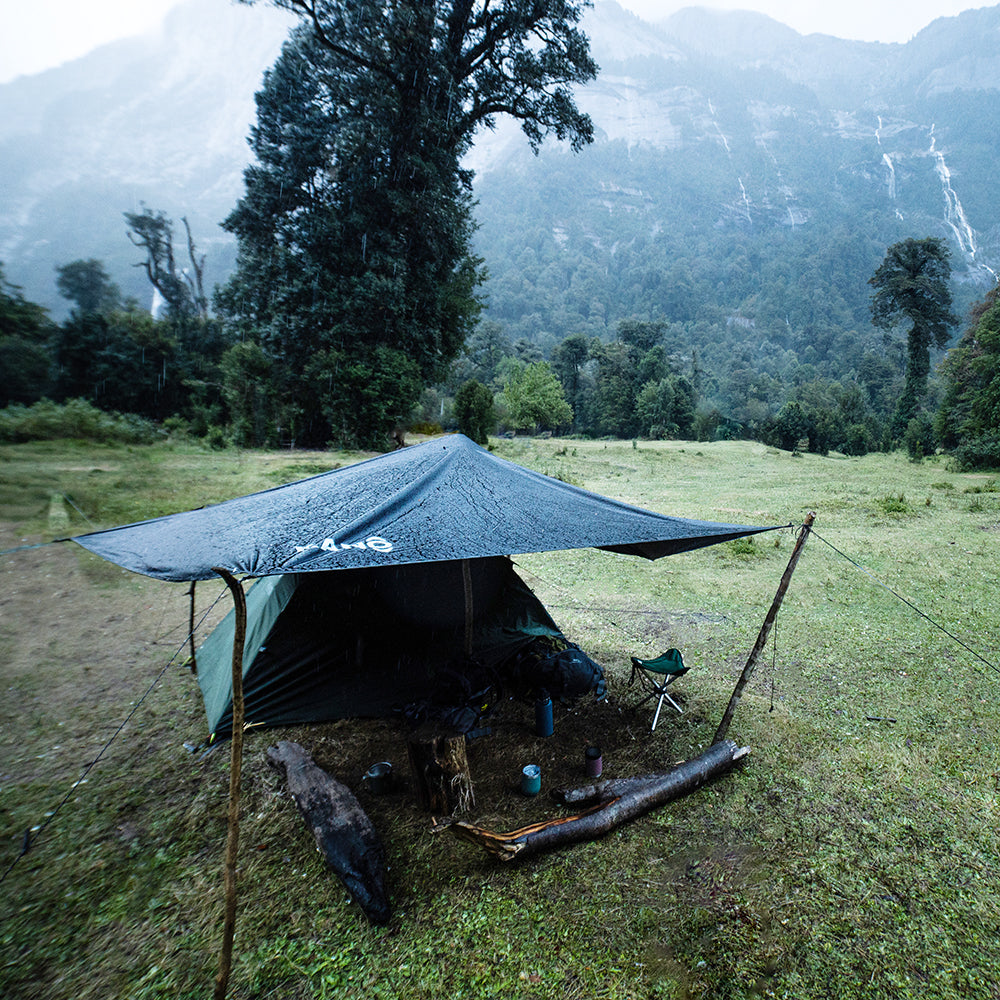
73, 434, 777, 737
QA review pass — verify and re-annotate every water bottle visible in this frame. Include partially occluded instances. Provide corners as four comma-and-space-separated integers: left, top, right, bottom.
535, 691, 553, 737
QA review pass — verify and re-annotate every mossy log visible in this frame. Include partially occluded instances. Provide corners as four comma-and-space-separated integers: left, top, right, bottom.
267, 740, 391, 925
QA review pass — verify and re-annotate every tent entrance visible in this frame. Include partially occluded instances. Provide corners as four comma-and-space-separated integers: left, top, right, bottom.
197, 557, 593, 739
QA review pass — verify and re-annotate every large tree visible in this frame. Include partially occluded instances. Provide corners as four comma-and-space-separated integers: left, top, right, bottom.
936, 283, 1000, 468
124, 207, 208, 321
55, 259, 122, 316
869, 237, 958, 439
500, 360, 572, 433
0, 263, 55, 405
221, 0, 597, 449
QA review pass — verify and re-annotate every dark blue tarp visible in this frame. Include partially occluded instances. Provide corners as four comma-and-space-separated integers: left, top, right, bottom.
73, 434, 773, 582
72, 435, 778, 736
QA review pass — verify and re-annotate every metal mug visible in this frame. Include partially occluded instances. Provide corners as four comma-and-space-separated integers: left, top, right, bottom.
521, 763, 541, 796
363, 761, 393, 794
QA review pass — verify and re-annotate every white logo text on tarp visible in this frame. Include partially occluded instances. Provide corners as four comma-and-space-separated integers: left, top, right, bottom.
294, 536, 393, 555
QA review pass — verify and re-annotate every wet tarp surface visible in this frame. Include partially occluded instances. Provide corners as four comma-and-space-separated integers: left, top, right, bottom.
73, 434, 773, 582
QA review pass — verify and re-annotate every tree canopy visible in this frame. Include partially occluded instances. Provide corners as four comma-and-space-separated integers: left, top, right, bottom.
124, 207, 208, 321
500, 360, 572, 433
869, 237, 958, 437
220, 0, 596, 449
0, 263, 55, 406
55, 259, 122, 316
936, 282, 1000, 469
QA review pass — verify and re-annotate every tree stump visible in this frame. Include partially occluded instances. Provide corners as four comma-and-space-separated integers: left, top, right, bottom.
406, 727, 474, 815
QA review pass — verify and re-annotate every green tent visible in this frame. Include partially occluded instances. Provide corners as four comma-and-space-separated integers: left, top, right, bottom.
196, 556, 570, 739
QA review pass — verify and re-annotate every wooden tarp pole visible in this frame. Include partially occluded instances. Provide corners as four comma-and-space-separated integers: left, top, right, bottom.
212, 568, 247, 1000
462, 559, 474, 658
187, 581, 198, 675
712, 512, 815, 745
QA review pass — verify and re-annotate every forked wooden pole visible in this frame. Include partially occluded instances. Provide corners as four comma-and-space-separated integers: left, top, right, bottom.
712, 512, 815, 744
212, 568, 247, 1000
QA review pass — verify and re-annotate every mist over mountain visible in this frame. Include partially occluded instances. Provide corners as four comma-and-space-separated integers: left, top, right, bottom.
0, 0, 294, 312
1, 0, 997, 351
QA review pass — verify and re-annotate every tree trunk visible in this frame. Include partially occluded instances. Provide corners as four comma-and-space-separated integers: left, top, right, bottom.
550, 773, 676, 807
267, 740, 391, 925
439, 740, 748, 862
407, 727, 474, 815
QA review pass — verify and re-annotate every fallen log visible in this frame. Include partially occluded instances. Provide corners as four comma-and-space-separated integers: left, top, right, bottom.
550, 772, 675, 807
437, 740, 749, 862
267, 740, 391, 925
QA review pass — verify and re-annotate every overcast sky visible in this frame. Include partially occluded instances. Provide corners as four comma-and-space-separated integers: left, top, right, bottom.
0, 0, 987, 85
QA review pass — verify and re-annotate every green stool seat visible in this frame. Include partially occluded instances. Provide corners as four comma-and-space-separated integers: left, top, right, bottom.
628, 647, 688, 730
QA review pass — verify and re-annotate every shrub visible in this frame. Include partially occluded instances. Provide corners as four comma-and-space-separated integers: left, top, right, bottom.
0, 398, 158, 444
950, 434, 1000, 472
409, 420, 444, 436
875, 493, 910, 514
904, 414, 935, 462
723, 537, 764, 558
841, 423, 873, 457
454, 380, 496, 445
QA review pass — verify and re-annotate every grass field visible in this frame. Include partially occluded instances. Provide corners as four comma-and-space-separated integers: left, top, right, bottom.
1, 435, 999, 999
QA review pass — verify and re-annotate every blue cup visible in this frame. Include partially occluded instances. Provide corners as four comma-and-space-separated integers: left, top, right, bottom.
363, 761, 393, 794
521, 763, 541, 796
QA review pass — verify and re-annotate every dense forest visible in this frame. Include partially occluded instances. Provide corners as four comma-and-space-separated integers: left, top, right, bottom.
2, 236, 998, 468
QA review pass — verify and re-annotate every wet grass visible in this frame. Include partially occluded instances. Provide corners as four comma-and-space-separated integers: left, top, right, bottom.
1, 436, 999, 999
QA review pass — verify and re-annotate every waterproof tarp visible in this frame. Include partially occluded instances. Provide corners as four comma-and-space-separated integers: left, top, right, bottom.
72, 435, 778, 737
73, 434, 773, 581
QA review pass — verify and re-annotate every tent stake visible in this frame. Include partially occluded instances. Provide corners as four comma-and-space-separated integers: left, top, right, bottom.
212, 568, 247, 1000
713, 512, 815, 745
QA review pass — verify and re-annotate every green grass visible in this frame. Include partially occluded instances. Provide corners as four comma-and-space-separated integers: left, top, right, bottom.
2, 436, 999, 999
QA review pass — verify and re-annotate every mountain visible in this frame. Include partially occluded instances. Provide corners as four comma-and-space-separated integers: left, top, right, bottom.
1, 0, 998, 349
470, 2, 1000, 356
0, 0, 293, 312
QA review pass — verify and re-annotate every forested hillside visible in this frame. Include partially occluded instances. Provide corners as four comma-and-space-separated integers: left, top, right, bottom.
1, 1, 998, 459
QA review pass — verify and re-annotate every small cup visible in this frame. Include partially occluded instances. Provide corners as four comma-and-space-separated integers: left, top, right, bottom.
585, 745, 603, 778
521, 763, 541, 796
363, 761, 393, 794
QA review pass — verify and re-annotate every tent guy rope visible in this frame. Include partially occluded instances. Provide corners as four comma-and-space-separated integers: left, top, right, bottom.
811, 529, 1000, 677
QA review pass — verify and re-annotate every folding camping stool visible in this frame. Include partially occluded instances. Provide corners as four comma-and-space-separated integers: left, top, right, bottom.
628, 648, 689, 731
